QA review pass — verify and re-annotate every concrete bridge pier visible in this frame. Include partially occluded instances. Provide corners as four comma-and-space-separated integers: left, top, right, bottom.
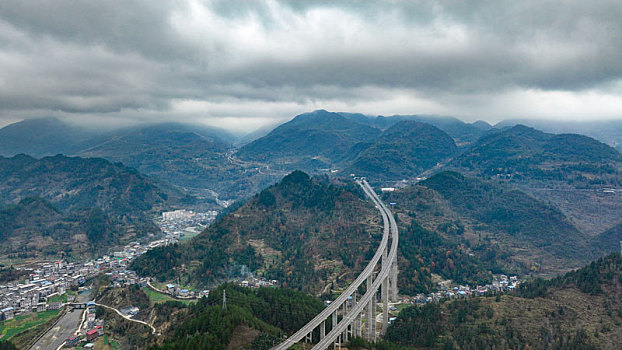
382, 275, 389, 334
366, 275, 373, 341
371, 290, 377, 342
357, 312, 363, 337
390, 257, 399, 302
382, 246, 389, 335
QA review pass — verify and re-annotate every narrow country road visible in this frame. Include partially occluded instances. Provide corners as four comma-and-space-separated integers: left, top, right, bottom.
93, 303, 157, 334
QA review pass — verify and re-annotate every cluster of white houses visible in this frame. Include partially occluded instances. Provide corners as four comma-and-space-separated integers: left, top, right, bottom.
158, 209, 217, 243
239, 277, 279, 289
411, 274, 521, 305
0, 253, 144, 321
0, 261, 96, 320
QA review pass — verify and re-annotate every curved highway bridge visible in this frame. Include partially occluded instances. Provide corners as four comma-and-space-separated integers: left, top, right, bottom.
272, 179, 399, 349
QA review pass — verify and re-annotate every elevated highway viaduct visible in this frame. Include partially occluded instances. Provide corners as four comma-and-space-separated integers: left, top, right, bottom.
271, 179, 399, 350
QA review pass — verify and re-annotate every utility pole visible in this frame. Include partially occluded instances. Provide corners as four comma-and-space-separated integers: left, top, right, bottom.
222, 289, 227, 311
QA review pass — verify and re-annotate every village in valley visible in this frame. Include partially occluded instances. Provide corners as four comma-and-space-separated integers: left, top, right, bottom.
0, 209, 219, 348
1, 208, 522, 348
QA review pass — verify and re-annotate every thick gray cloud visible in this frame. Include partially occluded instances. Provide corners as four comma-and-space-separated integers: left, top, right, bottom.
0, 0, 621, 130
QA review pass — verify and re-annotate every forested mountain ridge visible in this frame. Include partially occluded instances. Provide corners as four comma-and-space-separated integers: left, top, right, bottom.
450, 124, 622, 186
591, 222, 622, 255
0, 154, 184, 258
236, 111, 465, 182
132, 170, 546, 297
383, 171, 593, 279
131, 171, 382, 295
421, 172, 589, 260
0, 197, 120, 258
0, 154, 175, 214
447, 124, 622, 236
345, 121, 458, 180
75, 122, 267, 202
236, 110, 382, 170
0, 117, 95, 157
496, 118, 622, 151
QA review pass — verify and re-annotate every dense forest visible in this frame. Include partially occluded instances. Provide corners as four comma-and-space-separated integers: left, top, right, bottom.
132, 170, 512, 296
516, 253, 622, 298
397, 218, 500, 294
151, 284, 324, 350
0, 196, 123, 257
0, 342, 17, 350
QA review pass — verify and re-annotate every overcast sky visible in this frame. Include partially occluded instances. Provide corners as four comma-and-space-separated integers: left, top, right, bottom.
1, 0, 621, 131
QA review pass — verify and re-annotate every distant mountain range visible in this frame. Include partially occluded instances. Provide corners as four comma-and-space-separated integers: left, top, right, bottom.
3, 111, 622, 275
449, 124, 622, 236
3, 113, 621, 203
236, 110, 486, 180
0, 117, 96, 157
340, 112, 492, 147
236, 110, 382, 169
0, 118, 280, 202
496, 118, 622, 151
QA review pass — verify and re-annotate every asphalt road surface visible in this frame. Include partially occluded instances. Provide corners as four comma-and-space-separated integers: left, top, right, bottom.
30, 290, 91, 350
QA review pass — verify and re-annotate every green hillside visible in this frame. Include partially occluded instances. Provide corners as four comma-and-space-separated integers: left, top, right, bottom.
382, 172, 592, 277
131, 171, 380, 294
0, 118, 278, 203
591, 222, 622, 255
0, 154, 183, 258
346, 121, 458, 180
448, 124, 622, 236
341, 113, 491, 147
133, 170, 512, 296
150, 284, 324, 350
0, 154, 176, 214
451, 125, 622, 186
0, 197, 119, 257
382, 253, 622, 350
395, 219, 501, 295
422, 172, 590, 267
